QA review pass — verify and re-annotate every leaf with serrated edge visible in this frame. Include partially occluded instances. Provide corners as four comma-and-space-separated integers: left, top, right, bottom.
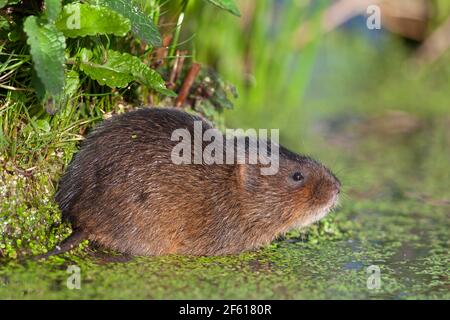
80, 51, 134, 88
95, 0, 161, 46
24, 16, 66, 96
125, 53, 175, 96
64, 70, 80, 96
80, 49, 174, 95
55, 3, 130, 38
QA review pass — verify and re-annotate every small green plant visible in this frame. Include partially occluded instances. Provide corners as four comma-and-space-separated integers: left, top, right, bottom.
1, 0, 241, 101
7, 1, 174, 101
0, 0, 240, 259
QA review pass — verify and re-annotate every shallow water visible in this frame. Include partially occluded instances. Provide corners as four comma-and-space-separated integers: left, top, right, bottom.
0, 115, 449, 299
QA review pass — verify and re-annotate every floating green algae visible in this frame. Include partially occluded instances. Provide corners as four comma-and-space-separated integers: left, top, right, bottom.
0, 118, 448, 299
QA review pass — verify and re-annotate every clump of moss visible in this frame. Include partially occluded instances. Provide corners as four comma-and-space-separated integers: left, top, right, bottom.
0, 156, 72, 259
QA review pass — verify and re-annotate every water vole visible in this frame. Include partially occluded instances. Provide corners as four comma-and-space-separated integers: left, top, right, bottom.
47, 107, 340, 257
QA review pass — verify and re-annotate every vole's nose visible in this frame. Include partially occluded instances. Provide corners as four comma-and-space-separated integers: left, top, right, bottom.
331, 175, 341, 196
335, 182, 341, 195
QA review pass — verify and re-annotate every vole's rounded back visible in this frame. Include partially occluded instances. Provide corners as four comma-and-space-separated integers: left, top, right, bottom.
54, 107, 340, 256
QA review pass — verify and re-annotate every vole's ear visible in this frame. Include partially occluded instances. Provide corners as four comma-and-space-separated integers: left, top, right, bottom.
236, 164, 260, 192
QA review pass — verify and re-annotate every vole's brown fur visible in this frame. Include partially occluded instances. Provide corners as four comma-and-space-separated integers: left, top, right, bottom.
51, 108, 340, 257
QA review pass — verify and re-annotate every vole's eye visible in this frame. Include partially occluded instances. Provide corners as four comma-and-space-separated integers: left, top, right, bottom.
292, 172, 304, 182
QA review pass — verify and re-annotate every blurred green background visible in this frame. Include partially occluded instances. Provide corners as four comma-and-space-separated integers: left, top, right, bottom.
187, 0, 450, 134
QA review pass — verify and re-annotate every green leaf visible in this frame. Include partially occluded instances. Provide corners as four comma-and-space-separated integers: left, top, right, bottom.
7, 29, 20, 41
79, 49, 174, 96
79, 49, 134, 88
35, 119, 51, 133
55, 3, 131, 38
44, 0, 62, 22
126, 54, 176, 96
64, 69, 80, 96
94, 0, 161, 46
203, 0, 240, 16
0, 15, 10, 31
31, 68, 46, 101
0, 0, 23, 9
24, 16, 66, 96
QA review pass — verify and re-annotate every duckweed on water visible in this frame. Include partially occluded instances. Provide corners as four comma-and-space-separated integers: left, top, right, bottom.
1, 120, 449, 299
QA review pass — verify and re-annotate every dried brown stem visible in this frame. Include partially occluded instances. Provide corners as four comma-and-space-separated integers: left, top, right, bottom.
175, 63, 201, 108
168, 50, 187, 89
414, 16, 450, 64
152, 35, 173, 67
